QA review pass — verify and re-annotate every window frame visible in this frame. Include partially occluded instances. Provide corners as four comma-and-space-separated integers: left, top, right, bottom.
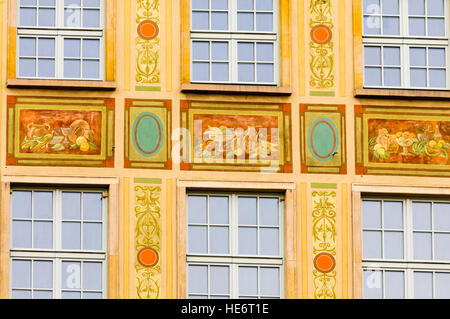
8, 186, 108, 299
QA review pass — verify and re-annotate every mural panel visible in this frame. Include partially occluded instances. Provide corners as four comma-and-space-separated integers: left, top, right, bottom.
6, 96, 114, 167
180, 101, 292, 173
125, 99, 171, 169
355, 105, 450, 176
300, 104, 346, 174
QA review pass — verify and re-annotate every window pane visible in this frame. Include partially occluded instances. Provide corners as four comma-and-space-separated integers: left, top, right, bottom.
212, 63, 229, 82
62, 222, 81, 250
19, 58, 36, 77
362, 200, 382, 228
428, 0, 444, 16
12, 290, 32, 299
64, 59, 81, 78
413, 202, 431, 229
414, 271, 433, 298
363, 270, 382, 299
385, 271, 404, 299
238, 0, 254, 10
384, 231, 404, 259
62, 192, 81, 220
410, 48, 427, 67
34, 291, 52, 299
364, 46, 381, 65
211, 42, 228, 61
257, 0, 273, 10
238, 42, 255, 61
62, 261, 81, 289
210, 266, 229, 295
237, 12, 254, 31
20, 8, 37, 26
383, 17, 399, 35
211, 0, 228, 10
429, 48, 446, 67
383, 47, 400, 66
209, 196, 229, 224
239, 266, 258, 296
38, 8, 55, 27
83, 9, 100, 28
84, 0, 100, 7
429, 69, 446, 88
20, 38, 36, 57
33, 261, 53, 289
193, 42, 210, 61
65, 8, 81, 28
21, 0, 37, 5
259, 198, 279, 226
257, 64, 274, 83
12, 260, 32, 288
83, 193, 102, 221
83, 222, 102, 250
239, 227, 257, 255
82, 60, 100, 79
409, 17, 426, 36
410, 68, 427, 87
65, 0, 81, 6
428, 18, 445, 36
363, 16, 381, 35
210, 226, 229, 254
238, 63, 255, 82
384, 68, 401, 87
192, 0, 209, 10
382, 0, 399, 14
383, 201, 403, 229
64, 39, 81, 58
62, 291, 81, 299
38, 38, 55, 58
12, 191, 32, 218
83, 262, 102, 290
435, 233, 450, 261
434, 203, 450, 231
257, 43, 274, 62
238, 197, 257, 225
435, 273, 450, 299
188, 195, 207, 224
364, 67, 381, 86
211, 12, 228, 30
38, 59, 55, 78
260, 268, 279, 296
256, 13, 273, 32
188, 225, 207, 253
363, 230, 382, 259
83, 39, 100, 58
34, 221, 53, 249
192, 62, 210, 81
12, 221, 32, 248
259, 228, 279, 256
409, 0, 425, 15
188, 265, 208, 294
413, 232, 432, 260
192, 11, 209, 30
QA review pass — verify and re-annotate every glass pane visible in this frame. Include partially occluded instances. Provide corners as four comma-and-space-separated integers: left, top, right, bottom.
212, 63, 229, 82
34, 192, 53, 219
435, 233, 450, 261
211, 0, 228, 10
83, 223, 102, 250
434, 203, 450, 231
239, 227, 257, 255
409, 0, 425, 15
384, 68, 401, 87
364, 46, 381, 66
260, 268, 279, 296
209, 196, 229, 224
84, 0, 100, 7
19, 58, 36, 77
62, 261, 81, 289
192, 0, 209, 10
414, 272, 433, 299
211, 12, 228, 30
363, 16, 381, 35
362, 230, 382, 259
188, 265, 208, 293
65, 0, 81, 6
83, 39, 100, 58
12, 221, 32, 248
34, 291, 53, 299
83, 292, 102, 299
33, 261, 53, 289
64, 59, 81, 78
188, 225, 207, 254
384, 201, 403, 229
257, 43, 274, 62
211, 42, 228, 61
209, 226, 229, 254
383, 17, 399, 35
188, 195, 207, 224
83, 262, 102, 290
413, 232, 432, 260
62, 291, 81, 299
62, 192, 81, 220
256, 13, 273, 32
192, 11, 209, 30
38, 38, 55, 57
38, 8, 55, 27
435, 273, 450, 299
257, 0, 273, 11
192, 62, 210, 81
83, 193, 102, 221
410, 68, 427, 87
428, 0, 444, 16
12, 191, 32, 218
82, 60, 100, 79
20, 0, 37, 5
65, 8, 81, 28
363, 270, 382, 299
382, 0, 399, 14
384, 231, 404, 259
20, 8, 37, 26
428, 18, 445, 36
259, 198, 278, 226
38, 59, 55, 78
410, 48, 427, 67
257, 64, 274, 83
409, 17, 426, 36
413, 202, 432, 229
238, 0, 254, 10
429, 69, 446, 88
238, 197, 257, 224
238, 43, 255, 61
64, 39, 81, 58
62, 222, 81, 250
210, 266, 229, 295
20, 38, 36, 57
429, 48, 446, 67
259, 228, 279, 256
364, 67, 381, 86
383, 47, 400, 66
385, 271, 404, 299
12, 290, 32, 299
12, 260, 31, 288
238, 63, 255, 82
237, 12, 254, 31
83, 9, 100, 28
363, 0, 380, 14
362, 200, 382, 228
192, 42, 209, 61
239, 267, 257, 296
34, 221, 53, 249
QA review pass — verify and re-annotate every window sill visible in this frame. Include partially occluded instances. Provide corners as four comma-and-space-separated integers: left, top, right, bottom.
6, 79, 117, 91
181, 83, 292, 96
355, 88, 450, 100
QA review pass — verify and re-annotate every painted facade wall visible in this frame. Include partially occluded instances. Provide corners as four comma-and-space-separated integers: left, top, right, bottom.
1, 0, 450, 300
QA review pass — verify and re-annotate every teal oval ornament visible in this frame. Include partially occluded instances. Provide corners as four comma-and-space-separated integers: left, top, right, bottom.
132, 112, 164, 157
308, 118, 339, 162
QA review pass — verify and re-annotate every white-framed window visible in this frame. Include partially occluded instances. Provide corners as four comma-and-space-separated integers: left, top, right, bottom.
17, 0, 104, 80
362, 0, 449, 89
190, 0, 279, 85
9, 187, 108, 299
186, 192, 284, 299
362, 196, 450, 299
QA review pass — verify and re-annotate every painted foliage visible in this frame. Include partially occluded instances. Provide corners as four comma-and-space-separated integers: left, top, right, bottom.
300, 104, 346, 174
6, 96, 114, 167
180, 101, 292, 173
125, 99, 171, 169
355, 105, 450, 177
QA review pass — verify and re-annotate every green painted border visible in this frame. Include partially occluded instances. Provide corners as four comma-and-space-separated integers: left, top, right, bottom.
311, 183, 338, 189
135, 86, 161, 91
134, 178, 163, 184
310, 91, 335, 97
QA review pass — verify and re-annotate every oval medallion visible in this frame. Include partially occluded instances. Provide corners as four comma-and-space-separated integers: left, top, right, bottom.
137, 247, 159, 268
308, 117, 339, 162
313, 252, 336, 273
137, 20, 160, 41
310, 24, 333, 44
132, 112, 164, 157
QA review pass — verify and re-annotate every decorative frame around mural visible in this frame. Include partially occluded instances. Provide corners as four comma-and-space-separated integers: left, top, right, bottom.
124, 99, 171, 169
180, 100, 292, 173
300, 104, 346, 174
6, 96, 115, 167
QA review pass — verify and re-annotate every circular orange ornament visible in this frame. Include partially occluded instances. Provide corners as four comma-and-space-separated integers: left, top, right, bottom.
137, 247, 159, 267
313, 252, 336, 273
137, 20, 159, 40
310, 25, 333, 44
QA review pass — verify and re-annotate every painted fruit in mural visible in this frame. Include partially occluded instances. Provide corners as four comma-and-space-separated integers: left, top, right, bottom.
19, 110, 101, 155
368, 120, 450, 164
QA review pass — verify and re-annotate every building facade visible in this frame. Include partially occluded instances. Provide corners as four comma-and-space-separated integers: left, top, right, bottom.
0, 0, 450, 299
